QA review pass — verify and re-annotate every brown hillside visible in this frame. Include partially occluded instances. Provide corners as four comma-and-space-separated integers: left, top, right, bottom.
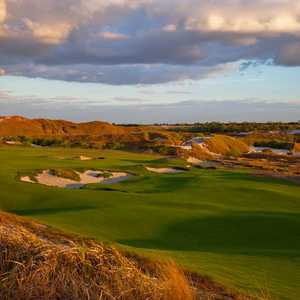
0, 116, 127, 137
0, 116, 182, 150
0, 212, 251, 300
205, 135, 250, 156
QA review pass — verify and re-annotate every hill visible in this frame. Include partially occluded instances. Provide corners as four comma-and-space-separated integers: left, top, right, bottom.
0, 116, 180, 151
0, 116, 127, 137
0, 212, 249, 300
204, 135, 250, 156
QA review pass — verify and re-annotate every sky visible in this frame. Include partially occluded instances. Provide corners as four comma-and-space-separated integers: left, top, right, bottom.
0, 0, 300, 123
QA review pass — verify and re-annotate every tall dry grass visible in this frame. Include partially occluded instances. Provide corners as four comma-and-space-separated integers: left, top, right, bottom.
0, 212, 195, 300
0, 212, 262, 300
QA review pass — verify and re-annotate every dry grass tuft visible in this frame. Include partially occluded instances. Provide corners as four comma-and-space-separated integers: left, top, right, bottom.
0, 212, 258, 300
205, 135, 250, 157
0, 212, 196, 300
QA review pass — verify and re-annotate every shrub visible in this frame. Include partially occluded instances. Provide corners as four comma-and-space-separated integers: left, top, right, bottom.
49, 168, 80, 181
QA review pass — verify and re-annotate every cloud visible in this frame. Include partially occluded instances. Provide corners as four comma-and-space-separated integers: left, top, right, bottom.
99, 31, 129, 41
4, 61, 238, 85
276, 42, 300, 66
1, 0, 300, 84
2, 96, 300, 123
0, 0, 5, 22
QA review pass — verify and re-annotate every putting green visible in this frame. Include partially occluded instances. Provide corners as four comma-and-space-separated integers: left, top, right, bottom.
0, 146, 299, 300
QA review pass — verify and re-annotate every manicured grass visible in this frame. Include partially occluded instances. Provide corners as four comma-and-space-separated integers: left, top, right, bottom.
0, 146, 300, 299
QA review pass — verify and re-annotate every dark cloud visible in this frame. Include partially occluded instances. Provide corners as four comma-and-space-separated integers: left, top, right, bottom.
1, 0, 300, 84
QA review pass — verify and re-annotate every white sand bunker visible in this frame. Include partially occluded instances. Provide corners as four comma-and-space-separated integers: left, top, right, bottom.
187, 157, 202, 165
79, 156, 92, 161
21, 170, 132, 189
146, 167, 185, 174
20, 176, 35, 183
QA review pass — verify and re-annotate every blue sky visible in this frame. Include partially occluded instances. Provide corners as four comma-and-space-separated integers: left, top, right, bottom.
1, 0, 300, 122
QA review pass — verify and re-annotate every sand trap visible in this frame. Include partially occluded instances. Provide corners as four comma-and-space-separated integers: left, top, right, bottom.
146, 167, 185, 174
187, 157, 203, 165
80, 156, 92, 161
20, 176, 35, 183
22, 170, 132, 189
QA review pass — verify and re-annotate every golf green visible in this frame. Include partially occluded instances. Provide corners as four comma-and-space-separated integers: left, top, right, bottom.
1, 146, 299, 300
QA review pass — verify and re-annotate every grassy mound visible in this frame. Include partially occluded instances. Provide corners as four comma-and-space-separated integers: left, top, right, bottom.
190, 143, 215, 160
49, 168, 80, 181
205, 135, 250, 156
0, 212, 196, 300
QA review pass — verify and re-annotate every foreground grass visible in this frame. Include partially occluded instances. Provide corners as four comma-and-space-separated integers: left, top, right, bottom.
0, 146, 300, 299
0, 212, 196, 300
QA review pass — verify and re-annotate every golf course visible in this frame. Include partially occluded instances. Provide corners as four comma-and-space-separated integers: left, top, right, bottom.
0, 145, 299, 300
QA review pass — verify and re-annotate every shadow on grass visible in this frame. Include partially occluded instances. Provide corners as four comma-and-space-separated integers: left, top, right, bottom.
216, 171, 299, 187
85, 174, 195, 194
119, 212, 300, 257
120, 158, 170, 165
9, 206, 95, 216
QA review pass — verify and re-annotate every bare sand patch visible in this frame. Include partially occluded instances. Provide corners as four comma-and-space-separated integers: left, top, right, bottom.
20, 176, 35, 183
22, 170, 132, 189
187, 157, 202, 165
36, 170, 83, 189
146, 167, 185, 174
80, 156, 92, 161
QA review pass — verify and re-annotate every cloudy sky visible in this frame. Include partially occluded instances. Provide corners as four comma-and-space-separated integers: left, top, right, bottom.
0, 0, 300, 123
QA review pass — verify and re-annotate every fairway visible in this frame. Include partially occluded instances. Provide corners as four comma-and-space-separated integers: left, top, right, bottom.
0, 146, 300, 300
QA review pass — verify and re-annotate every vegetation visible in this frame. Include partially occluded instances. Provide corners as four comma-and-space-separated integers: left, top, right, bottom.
253, 141, 293, 150
0, 116, 183, 153
190, 143, 214, 160
167, 122, 300, 134
204, 135, 250, 156
49, 168, 80, 181
0, 146, 299, 299
0, 212, 196, 300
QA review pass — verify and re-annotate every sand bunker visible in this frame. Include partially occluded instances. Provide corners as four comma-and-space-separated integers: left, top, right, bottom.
80, 156, 92, 161
20, 176, 35, 183
21, 170, 132, 189
146, 167, 185, 174
187, 157, 202, 165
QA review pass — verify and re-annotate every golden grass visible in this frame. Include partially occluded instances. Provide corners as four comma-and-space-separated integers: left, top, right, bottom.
0, 212, 195, 300
205, 135, 250, 157
0, 212, 261, 300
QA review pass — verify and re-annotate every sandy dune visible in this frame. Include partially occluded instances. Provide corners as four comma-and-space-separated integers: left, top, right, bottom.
146, 167, 185, 174
22, 170, 132, 189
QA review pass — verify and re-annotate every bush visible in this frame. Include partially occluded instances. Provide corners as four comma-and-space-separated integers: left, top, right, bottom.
49, 168, 80, 181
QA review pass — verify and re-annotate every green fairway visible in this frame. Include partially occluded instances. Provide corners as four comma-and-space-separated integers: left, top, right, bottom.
0, 146, 300, 300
